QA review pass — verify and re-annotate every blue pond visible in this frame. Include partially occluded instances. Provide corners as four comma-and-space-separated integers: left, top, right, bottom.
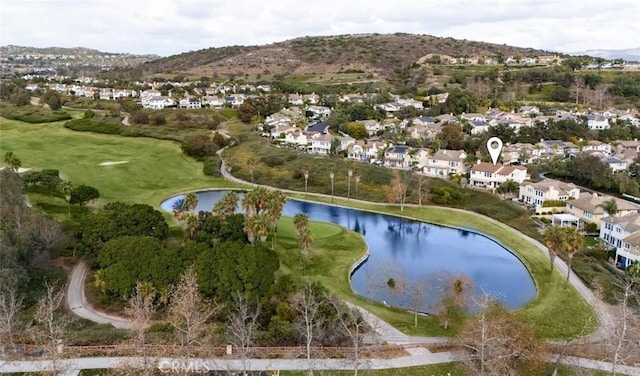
161, 190, 537, 313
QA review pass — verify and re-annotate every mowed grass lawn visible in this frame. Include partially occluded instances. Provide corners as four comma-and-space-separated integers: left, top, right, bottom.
0, 118, 238, 207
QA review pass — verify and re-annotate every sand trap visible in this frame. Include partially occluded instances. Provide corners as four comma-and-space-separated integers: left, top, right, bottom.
0, 167, 32, 173
98, 161, 129, 166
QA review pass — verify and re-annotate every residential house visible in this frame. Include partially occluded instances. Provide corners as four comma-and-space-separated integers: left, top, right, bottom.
614, 140, 640, 160
306, 121, 328, 135
566, 193, 640, 228
412, 116, 436, 126
469, 162, 528, 190
283, 131, 308, 147
409, 123, 441, 141
288, 94, 304, 106
377, 102, 402, 114
202, 95, 225, 108
502, 143, 539, 165
435, 113, 455, 124
383, 146, 411, 168
519, 179, 580, 208
601, 156, 629, 173
142, 96, 175, 110
586, 114, 610, 130
469, 120, 490, 135
618, 113, 640, 127
224, 95, 244, 107
303, 93, 320, 104
600, 213, 640, 268
25, 83, 40, 91
423, 149, 467, 178
397, 98, 424, 110
307, 105, 331, 118
537, 140, 580, 158
347, 140, 387, 162
307, 133, 333, 155
410, 148, 431, 168
520, 106, 540, 115
582, 140, 612, 155
179, 97, 202, 109
99, 88, 114, 100
358, 120, 383, 136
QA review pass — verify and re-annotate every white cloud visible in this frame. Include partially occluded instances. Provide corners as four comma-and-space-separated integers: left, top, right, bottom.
1, 0, 638, 56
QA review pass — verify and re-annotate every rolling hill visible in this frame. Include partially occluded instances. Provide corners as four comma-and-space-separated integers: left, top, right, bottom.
106, 33, 558, 81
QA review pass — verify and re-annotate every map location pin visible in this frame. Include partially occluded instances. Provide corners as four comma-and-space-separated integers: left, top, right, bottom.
487, 137, 503, 166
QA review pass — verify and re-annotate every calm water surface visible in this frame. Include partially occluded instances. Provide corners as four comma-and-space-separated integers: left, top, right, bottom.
161, 190, 537, 312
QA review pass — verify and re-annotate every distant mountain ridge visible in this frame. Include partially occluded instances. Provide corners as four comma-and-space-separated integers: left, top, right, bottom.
0, 45, 159, 59
572, 47, 640, 62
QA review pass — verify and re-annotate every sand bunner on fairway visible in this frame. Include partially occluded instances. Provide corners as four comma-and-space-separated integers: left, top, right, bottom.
98, 161, 129, 166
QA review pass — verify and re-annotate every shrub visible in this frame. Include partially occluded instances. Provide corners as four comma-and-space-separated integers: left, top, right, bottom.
203, 156, 222, 176
64, 118, 124, 135
181, 135, 219, 160
584, 222, 598, 233
260, 155, 285, 167
83, 110, 96, 119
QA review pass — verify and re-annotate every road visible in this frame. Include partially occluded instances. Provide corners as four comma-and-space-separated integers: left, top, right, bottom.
66, 261, 131, 329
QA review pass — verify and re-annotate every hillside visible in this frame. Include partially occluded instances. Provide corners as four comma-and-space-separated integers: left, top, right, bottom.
0, 45, 159, 59
107, 33, 557, 80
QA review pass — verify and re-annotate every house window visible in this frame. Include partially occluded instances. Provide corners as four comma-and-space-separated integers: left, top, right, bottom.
625, 243, 631, 249
484, 172, 491, 177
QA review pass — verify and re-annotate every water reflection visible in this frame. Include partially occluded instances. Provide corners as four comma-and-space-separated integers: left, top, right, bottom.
161, 190, 537, 312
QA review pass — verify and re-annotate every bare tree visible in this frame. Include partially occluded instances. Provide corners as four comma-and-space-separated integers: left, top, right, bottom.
0, 285, 22, 346
407, 281, 428, 328
434, 273, 472, 330
458, 292, 547, 376
167, 268, 217, 353
386, 169, 408, 211
226, 293, 260, 375
125, 282, 156, 349
608, 269, 640, 375
30, 282, 69, 374
293, 284, 325, 375
327, 297, 373, 376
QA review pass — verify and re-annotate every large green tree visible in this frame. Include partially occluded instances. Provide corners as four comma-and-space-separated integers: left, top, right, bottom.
77, 202, 168, 255
193, 241, 279, 301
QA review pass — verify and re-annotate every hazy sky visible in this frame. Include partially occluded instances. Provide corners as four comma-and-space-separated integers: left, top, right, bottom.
1, 0, 639, 56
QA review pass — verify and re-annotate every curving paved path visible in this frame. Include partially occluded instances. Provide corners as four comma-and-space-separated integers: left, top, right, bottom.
66, 261, 131, 329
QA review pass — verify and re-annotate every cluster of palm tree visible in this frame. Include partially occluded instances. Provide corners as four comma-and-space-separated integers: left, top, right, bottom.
543, 225, 584, 283
172, 192, 200, 238
300, 163, 361, 201
241, 187, 287, 246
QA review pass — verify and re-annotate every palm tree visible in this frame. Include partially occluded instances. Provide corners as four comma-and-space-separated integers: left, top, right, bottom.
598, 198, 618, 248
184, 192, 199, 213
302, 165, 310, 197
543, 226, 563, 272
247, 157, 258, 185
329, 166, 335, 203
266, 190, 287, 248
214, 190, 239, 219
563, 227, 584, 283
185, 213, 199, 239
354, 173, 361, 197
293, 213, 312, 253
59, 180, 73, 220
347, 165, 354, 200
